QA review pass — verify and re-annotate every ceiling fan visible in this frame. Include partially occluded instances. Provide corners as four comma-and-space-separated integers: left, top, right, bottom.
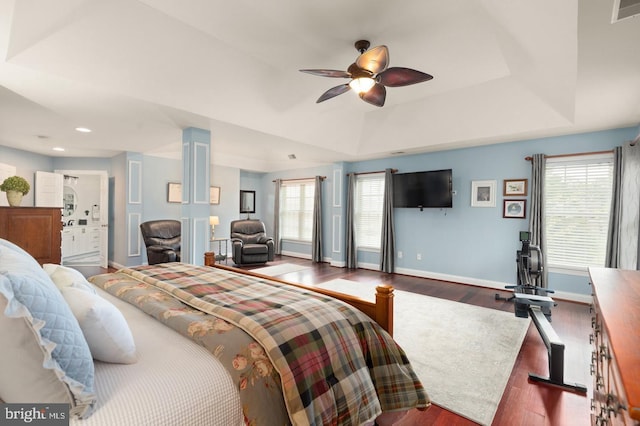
300, 40, 433, 107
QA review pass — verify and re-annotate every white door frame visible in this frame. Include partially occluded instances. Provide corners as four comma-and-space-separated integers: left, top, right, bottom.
55, 169, 109, 268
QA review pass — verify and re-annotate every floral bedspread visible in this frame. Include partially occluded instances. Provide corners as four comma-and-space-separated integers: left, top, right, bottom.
89, 270, 288, 425
90, 263, 429, 425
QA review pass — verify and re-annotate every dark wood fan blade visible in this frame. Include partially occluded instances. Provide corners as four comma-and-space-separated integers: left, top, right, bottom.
378, 67, 433, 87
347, 63, 361, 75
356, 45, 389, 74
360, 83, 386, 107
317, 84, 351, 103
300, 69, 351, 78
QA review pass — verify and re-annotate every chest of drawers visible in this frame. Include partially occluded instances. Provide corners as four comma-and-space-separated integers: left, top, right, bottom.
589, 267, 640, 425
0, 206, 62, 264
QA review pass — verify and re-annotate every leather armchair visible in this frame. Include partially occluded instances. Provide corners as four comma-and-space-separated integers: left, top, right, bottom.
230, 219, 274, 265
140, 220, 181, 265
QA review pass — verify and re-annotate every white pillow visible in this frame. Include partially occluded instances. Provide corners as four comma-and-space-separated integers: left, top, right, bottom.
0, 245, 96, 418
61, 287, 138, 364
43, 264, 97, 293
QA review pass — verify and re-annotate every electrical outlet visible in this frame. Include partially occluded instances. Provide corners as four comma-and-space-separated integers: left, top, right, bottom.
398, 251, 403, 259
417, 253, 422, 260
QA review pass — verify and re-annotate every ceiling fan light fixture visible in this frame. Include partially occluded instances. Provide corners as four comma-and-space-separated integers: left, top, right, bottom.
349, 77, 375, 94
301, 40, 432, 106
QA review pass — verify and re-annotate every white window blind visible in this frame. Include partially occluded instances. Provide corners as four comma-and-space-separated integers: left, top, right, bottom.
279, 179, 315, 241
544, 154, 613, 271
355, 173, 384, 250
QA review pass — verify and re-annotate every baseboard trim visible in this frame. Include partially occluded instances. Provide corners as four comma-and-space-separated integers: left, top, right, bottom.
393, 266, 592, 304
280, 250, 311, 260
341, 263, 593, 304
109, 261, 126, 270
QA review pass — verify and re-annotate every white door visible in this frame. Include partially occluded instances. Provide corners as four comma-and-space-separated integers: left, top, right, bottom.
55, 169, 109, 268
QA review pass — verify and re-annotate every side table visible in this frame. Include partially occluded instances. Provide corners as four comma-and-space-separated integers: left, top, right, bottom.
210, 237, 230, 264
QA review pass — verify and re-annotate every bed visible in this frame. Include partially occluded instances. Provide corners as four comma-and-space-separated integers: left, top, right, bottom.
0, 238, 430, 425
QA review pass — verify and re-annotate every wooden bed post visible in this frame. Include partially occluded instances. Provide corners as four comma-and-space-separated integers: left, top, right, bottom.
204, 251, 215, 267
375, 285, 394, 337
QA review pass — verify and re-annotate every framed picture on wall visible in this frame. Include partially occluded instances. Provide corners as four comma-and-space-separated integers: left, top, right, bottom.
240, 190, 255, 214
210, 186, 220, 204
503, 179, 528, 196
167, 182, 181, 203
503, 199, 527, 218
471, 180, 497, 207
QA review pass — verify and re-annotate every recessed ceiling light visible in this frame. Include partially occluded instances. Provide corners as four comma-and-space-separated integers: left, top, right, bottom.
53, 147, 65, 152
75, 127, 92, 133
390, 151, 405, 155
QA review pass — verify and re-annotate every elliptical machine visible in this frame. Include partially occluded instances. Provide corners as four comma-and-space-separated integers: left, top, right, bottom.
496, 231, 586, 393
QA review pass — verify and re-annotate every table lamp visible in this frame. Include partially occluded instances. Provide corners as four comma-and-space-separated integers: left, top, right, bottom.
209, 216, 219, 240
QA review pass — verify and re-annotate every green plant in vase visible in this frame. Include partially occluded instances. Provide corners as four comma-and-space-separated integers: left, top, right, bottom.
0, 175, 30, 206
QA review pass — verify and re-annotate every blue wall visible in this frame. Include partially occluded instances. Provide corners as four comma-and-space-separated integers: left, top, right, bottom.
0, 146, 53, 206
239, 170, 265, 220
142, 156, 182, 222
210, 164, 240, 242
1, 125, 637, 298
258, 127, 638, 299
261, 165, 334, 258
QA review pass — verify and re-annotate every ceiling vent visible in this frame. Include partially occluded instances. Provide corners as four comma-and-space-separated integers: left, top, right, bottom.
612, 0, 640, 23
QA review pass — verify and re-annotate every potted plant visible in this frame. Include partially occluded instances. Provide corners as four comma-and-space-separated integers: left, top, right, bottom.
0, 175, 30, 206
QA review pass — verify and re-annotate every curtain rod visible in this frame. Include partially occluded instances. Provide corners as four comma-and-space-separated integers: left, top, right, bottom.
524, 149, 613, 161
346, 168, 398, 176
272, 176, 326, 183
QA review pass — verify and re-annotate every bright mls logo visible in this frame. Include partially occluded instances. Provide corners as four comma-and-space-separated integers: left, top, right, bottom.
1, 404, 68, 425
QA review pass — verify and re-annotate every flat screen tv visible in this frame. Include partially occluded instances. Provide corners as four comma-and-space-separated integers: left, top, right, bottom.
393, 169, 453, 209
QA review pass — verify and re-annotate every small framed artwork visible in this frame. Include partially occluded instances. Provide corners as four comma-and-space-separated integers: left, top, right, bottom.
210, 186, 220, 204
471, 180, 497, 207
503, 179, 528, 196
240, 190, 256, 214
167, 182, 182, 203
503, 199, 527, 219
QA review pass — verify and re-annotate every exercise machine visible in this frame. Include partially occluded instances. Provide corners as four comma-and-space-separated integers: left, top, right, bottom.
496, 231, 587, 394
496, 231, 551, 318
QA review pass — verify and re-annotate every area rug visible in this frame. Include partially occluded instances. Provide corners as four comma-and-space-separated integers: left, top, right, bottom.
251, 263, 310, 276
315, 279, 530, 426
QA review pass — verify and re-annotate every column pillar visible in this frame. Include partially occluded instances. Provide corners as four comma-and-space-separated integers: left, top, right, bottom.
330, 162, 347, 267
181, 127, 211, 265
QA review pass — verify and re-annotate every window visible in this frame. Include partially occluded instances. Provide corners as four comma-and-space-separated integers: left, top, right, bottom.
279, 179, 315, 241
544, 154, 613, 272
355, 173, 385, 250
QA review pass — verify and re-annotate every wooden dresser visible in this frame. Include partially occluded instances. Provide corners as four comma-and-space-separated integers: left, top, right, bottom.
0, 206, 62, 264
589, 267, 640, 425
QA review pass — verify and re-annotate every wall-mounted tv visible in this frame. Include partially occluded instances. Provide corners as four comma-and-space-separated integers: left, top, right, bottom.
393, 169, 453, 209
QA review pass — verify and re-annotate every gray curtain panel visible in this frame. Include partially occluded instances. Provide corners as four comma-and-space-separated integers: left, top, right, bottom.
345, 173, 357, 269
619, 142, 640, 269
311, 176, 323, 263
379, 168, 395, 273
528, 153, 547, 288
273, 179, 282, 255
606, 146, 623, 268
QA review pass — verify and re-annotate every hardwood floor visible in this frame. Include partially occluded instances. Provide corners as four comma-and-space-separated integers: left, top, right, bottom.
92, 256, 593, 425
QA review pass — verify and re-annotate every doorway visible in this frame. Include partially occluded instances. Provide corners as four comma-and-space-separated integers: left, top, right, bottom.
55, 170, 109, 268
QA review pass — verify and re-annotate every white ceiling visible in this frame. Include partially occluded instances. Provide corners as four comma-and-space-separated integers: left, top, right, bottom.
0, 0, 639, 172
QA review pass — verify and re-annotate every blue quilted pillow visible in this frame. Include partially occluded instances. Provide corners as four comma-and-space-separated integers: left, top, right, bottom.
0, 243, 96, 418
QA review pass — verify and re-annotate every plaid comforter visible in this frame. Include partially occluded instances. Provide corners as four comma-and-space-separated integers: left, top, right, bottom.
96, 263, 429, 425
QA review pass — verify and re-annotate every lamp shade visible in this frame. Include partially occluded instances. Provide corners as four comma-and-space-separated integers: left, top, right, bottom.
348, 77, 375, 94
209, 216, 220, 226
